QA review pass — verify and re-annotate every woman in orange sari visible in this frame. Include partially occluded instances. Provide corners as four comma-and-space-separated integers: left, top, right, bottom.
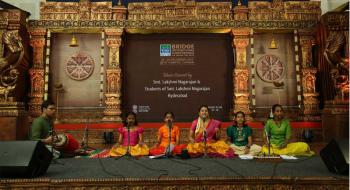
187, 105, 234, 158
149, 112, 187, 156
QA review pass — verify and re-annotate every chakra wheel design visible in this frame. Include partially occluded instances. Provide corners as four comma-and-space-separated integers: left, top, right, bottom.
65, 52, 94, 81
256, 55, 284, 82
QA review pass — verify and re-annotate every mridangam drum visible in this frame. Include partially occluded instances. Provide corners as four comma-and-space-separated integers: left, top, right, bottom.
55, 133, 80, 152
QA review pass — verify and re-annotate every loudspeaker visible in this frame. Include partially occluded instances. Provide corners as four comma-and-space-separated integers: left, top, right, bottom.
320, 139, 349, 175
0, 141, 53, 178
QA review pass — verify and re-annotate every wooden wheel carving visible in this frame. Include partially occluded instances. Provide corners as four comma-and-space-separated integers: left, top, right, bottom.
65, 52, 94, 81
256, 55, 284, 82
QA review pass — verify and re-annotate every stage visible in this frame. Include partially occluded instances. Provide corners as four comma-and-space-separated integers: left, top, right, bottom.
0, 157, 348, 189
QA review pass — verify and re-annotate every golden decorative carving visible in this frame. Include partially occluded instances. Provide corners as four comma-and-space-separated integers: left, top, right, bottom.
29, 69, 44, 96
128, 1, 231, 21
28, 20, 318, 31
105, 33, 122, 68
233, 2, 248, 20
29, 28, 46, 68
103, 29, 123, 122
248, 1, 273, 21
0, 85, 15, 102
40, 1, 114, 21
103, 93, 122, 122
0, 30, 23, 102
298, 29, 320, 118
231, 29, 251, 118
325, 12, 349, 31
28, 69, 44, 117
300, 36, 314, 68
28, 29, 46, 117
0, 102, 26, 117
249, 0, 320, 21
284, 1, 321, 21
111, 5, 127, 20
106, 69, 121, 93
302, 68, 319, 116
299, 29, 315, 68
235, 70, 249, 93
6, 9, 25, 30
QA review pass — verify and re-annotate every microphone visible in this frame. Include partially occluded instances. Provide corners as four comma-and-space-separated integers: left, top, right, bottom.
167, 120, 172, 129
264, 129, 270, 143
126, 122, 131, 129
202, 115, 206, 122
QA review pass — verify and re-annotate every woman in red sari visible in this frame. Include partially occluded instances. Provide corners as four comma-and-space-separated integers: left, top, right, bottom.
149, 112, 187, 156
187, 105, 234, 158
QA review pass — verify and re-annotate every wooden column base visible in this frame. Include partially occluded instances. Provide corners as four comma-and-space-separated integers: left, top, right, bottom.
0, 102, 29, 141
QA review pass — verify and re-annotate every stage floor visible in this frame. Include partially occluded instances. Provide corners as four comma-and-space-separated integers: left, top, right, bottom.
1, 157, 348, 189
45, 156, 342, 178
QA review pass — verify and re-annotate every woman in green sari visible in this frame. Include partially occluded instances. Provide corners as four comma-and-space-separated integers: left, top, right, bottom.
261, 104, 314, 156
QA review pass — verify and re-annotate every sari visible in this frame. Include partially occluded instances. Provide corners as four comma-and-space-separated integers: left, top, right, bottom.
149, 125, 187, 156
261, 119, 314, 156
186, 119, 234, 158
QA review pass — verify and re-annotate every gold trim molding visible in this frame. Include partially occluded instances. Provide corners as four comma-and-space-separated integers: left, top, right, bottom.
28, 20, 318, 30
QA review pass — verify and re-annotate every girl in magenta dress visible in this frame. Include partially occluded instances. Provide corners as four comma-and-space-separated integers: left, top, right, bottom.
90, 112, 149, 158
109, 112, 149, 157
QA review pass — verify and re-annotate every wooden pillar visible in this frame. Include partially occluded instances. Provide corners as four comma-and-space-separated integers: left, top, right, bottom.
102, 28, 123, 122
28, 28, 46, 118
299, 29, 320, 120
231, 28, 252, 120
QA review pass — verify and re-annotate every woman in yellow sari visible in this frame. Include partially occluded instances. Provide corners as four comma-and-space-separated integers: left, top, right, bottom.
261, 104, 314, 156
187, 105, 234, 158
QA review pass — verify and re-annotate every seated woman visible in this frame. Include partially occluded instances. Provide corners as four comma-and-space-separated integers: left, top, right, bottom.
261, 104, 314, 156
187, 105, 234, 158
227, 111, 261, 156
89, 112, 149, 158
109, 112, 149, 157
149, 112, 187, 156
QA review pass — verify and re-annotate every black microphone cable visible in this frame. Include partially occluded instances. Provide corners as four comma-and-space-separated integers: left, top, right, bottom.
98, 157, 130, 189
168, 158, 204, 187
127, 158, 169, 180
211, 158, 244, 177
168, 158, 203, 176
98, 157, 125, 178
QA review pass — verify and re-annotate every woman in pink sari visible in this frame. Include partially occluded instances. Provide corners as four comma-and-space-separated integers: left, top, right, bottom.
187, 105, 234, 158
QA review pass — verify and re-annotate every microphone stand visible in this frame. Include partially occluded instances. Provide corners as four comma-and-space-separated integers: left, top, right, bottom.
166, 121, 172, 157
50, 122, 61, 163
203, 130, 208, 158
267, 133, 271, 157
126, 124, 131, 158
202, 118, 208, 158
265, 129, 271, 157
81, 118, 93, 154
